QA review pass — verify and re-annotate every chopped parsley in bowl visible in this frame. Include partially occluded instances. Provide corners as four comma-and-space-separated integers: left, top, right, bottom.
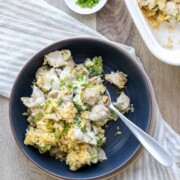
76, 0, 100, 8
64, 0, 107, 15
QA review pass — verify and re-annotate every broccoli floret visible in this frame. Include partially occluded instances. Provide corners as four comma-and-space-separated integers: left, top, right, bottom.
84, 56, 103, 76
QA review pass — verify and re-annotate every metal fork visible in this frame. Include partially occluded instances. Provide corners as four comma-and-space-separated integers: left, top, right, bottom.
105, 89, 173, 167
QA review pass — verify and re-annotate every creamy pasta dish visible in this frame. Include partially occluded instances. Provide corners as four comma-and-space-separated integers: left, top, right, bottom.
21, 50, 132, 171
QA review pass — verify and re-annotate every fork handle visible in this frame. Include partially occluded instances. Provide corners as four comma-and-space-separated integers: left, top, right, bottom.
109, 103, 173, 167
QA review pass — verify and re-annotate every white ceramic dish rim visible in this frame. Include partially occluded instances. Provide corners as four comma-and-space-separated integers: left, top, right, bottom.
124, 0, 180, 66
64, 0, 107, 15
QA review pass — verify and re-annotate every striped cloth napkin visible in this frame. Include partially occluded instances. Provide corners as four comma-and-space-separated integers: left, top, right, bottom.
0, 0, 179, 179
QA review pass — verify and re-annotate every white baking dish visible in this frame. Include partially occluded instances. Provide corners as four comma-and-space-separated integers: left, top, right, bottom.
124, 0, 180, 66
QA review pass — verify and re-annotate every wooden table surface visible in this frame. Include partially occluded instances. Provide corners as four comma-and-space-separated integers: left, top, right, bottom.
0, 0, 179, 180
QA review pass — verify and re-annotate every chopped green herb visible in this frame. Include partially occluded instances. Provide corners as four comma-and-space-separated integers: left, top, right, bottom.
76, 74, 83, 81
67, 83, 73, 89
56, 99, 61, 105
55, 122, 69, 139
54, 133, 61, 139
51, 78, 54, 83
76, 0, 99, 8
45, 99, 51, 106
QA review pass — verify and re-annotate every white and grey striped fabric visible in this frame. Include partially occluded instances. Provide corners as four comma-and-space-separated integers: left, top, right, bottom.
0, 0, 179, 179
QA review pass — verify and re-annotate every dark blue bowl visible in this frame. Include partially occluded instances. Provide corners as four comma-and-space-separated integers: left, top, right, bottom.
9, 37, 156, 180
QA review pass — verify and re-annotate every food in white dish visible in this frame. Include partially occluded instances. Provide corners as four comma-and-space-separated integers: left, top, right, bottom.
137, 0, 180, 28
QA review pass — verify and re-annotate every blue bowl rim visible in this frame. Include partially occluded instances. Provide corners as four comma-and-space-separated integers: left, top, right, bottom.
9, 36, 157, 180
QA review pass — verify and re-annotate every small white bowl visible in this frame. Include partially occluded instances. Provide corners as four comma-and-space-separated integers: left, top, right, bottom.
64, 0, 107, 15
